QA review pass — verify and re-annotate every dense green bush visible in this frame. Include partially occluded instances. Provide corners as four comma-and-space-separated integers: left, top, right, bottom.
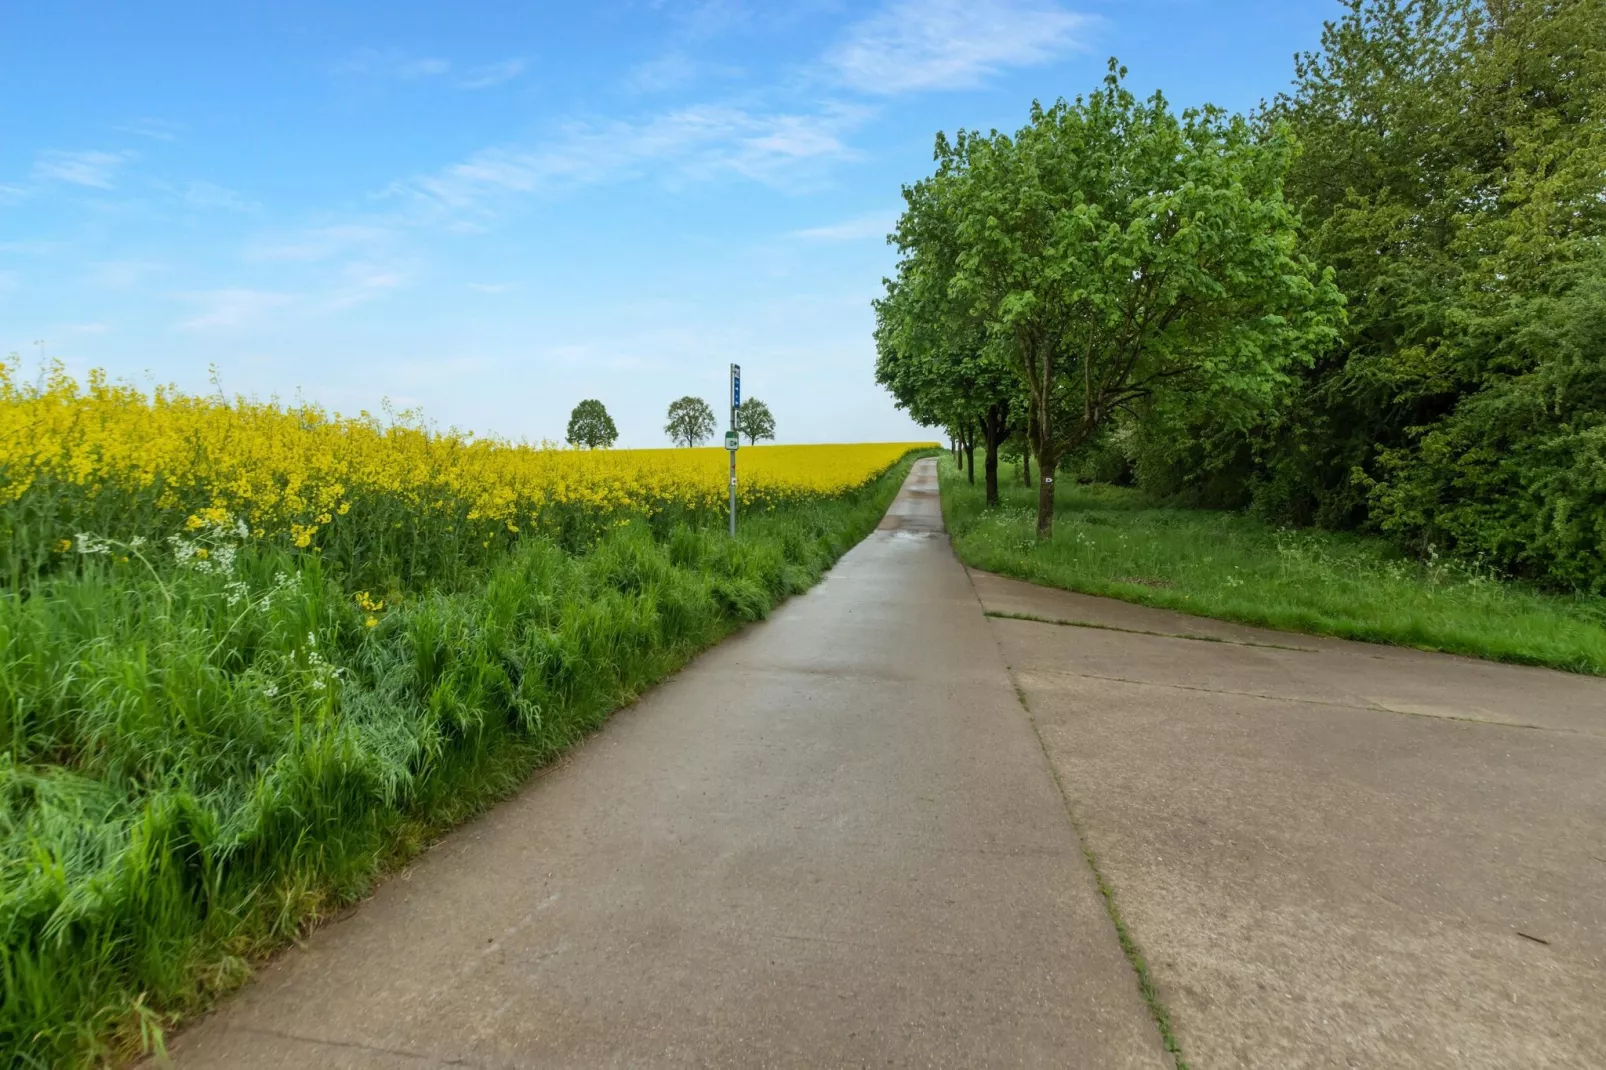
1129, 0, 1606, 590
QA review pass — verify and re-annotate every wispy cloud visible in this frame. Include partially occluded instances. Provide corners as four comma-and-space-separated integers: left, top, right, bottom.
89, 260, 163, 288
181, 180, 260, 212
827, 0, 1090, 94
459, 58, 528, 90
466, 282, 513, 294
790, 210, 897, 242
334, 49, 529, 90
324, 260, 414, 310
334, 48, 452, 80
627, 52, 701, 93
176, 288, 297, 330
398, 102, 866, 213
247, 223, 393, 262
33, 149, 131, 189
117, 117, 183, 142
0, 240, 60, 255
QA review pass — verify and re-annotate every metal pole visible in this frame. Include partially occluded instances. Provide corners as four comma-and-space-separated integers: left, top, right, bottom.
729, 363, 738, 537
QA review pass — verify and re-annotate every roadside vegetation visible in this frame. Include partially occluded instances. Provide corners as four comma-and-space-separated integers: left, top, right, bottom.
940, 456, 1606, 674
878, 0, 1606, 606
0, 363, 932, 1065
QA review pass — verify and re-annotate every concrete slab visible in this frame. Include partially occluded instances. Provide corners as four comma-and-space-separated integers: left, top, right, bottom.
978, 569, 1606, 1068
160, 460, 1167, 1070
972, 568, 1606, 736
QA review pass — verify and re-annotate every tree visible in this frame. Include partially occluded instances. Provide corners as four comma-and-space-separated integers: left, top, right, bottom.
920, 61, 1342, 538
875, 179, 1020, 506
735, 398, 776, 444
1171, 0, 1606, 591
665, 396, 716, 447
565, 399, 618, 449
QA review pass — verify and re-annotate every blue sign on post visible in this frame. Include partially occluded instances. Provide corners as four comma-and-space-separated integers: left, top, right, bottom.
728, 364, 741, 537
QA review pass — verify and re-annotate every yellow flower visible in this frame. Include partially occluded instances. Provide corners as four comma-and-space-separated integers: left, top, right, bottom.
364, 616, 379, 628
0, 359, 933, 567
55, 538, 72, 552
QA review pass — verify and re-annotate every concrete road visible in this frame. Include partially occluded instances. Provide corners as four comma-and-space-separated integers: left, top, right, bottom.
163, 459, 1169, 1069
974, 570, 1606, 1068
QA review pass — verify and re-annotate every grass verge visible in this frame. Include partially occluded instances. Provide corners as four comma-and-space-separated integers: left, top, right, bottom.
940, 456, 1606, 674
1, 451, 931, 1067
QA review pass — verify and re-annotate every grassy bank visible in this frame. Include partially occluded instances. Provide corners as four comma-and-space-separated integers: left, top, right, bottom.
939, 456, 1606, 674
2, 451, 929, 1067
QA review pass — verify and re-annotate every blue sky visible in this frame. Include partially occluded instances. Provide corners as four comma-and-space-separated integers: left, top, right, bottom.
2, 0, 1333, 446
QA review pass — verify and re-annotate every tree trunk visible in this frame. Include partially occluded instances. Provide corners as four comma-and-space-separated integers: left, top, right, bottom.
980, 403, 1006, 507
1035, 456, 1056, 540
965, 438, 975, 484
1021, 449, 1031, 488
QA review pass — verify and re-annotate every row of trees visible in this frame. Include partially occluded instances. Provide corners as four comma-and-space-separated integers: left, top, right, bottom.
875, 59, 1342, 539
877, 0, 1606, 590
564, 397, 777, 449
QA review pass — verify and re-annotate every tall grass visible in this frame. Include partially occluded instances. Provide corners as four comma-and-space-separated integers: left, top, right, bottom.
940, 456, 1606, 673
0, 452, 929, 1067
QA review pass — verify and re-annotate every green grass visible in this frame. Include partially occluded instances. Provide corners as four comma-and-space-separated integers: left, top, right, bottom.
939, 456, 1606, 674
0, 452, 931, 1067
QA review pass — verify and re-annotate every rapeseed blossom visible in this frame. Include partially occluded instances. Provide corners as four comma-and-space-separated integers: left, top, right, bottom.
2, 361, 930, 571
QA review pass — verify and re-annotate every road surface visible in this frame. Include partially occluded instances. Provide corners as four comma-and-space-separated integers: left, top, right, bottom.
165, 459, 1168, 1068
165, 457, 1606, 1068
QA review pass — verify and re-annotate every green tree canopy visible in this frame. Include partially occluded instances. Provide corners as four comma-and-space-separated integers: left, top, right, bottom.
665, 396, 716, 447
874, 233, 1019, 504
895, 61, 1343, 536
1148, 0, 1606, 590
735, 398, 776, 444
565, 399, 618, 449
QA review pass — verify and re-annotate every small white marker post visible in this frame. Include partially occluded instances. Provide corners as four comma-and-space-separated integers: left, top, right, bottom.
728, 363, 741, 537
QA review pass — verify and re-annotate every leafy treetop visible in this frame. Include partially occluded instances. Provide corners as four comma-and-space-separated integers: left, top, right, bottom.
566, 399, 618, 449
665, 396, 717, 447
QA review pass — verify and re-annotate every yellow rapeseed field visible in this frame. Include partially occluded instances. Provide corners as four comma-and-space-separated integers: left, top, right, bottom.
1, 362, 929, 563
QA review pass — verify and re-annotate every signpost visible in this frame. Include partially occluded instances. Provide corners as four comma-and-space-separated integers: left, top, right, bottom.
728, 364, 740, 537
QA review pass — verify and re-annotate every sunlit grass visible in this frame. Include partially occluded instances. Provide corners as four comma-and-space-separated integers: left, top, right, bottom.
940, 456, 1606, 674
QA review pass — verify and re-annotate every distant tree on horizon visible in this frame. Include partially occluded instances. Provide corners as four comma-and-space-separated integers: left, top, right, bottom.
566, 399, 618, 449
665, 396, 716, 447
735, 398, 776, 444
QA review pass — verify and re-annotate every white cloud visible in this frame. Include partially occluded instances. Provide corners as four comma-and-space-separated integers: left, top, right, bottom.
335, 48, 451, 80
33, 149, 131, 189
627, 52, 701, 93
89, 260, 163, 288
177, 288, 296, 330
791, 210, 897, 242
182, 180, 259, 212
323, 260, 414, 310
459, 58, 528, 90
400, 102, 865, 212
828, 0, 1090, 94
248, 223, 393, 262
117, 118, 183, 142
